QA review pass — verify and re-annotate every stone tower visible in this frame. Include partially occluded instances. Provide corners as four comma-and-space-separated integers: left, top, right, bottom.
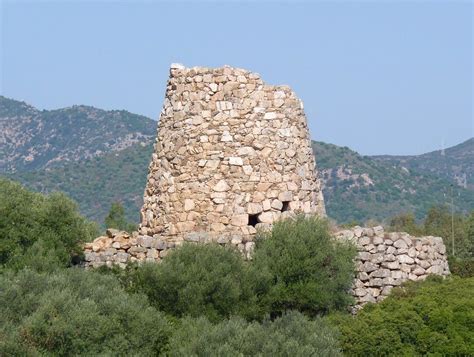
139, 64, 325, 243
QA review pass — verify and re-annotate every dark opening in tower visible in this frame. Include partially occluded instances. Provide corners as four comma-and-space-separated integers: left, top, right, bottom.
248, 214, 259, 227
281, 201, 290, 212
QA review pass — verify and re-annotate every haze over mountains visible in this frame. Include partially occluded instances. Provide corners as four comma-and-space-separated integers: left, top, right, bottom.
1, 96, 472, 225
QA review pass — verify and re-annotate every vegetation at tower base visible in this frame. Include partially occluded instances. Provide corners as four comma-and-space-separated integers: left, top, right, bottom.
0, 178, 97, 271
252, 216, 357, 317
167, 311, 342, 357
0, 269, 172, 356
109, 216, 357, 322
121, 244, 254, 322
330, 276, 474, 356
0, 182, 471, 355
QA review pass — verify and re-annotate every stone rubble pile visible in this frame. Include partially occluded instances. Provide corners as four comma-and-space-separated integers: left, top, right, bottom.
335, 226, 450, 310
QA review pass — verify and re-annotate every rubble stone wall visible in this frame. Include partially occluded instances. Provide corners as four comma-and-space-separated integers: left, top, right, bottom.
335, 226, 450, 309
138, 64, 325, 244
84, 225, 450, 311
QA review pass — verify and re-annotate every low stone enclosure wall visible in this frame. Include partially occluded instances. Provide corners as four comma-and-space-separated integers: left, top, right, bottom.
334, 226, 450, 309
84, 224, 450, 309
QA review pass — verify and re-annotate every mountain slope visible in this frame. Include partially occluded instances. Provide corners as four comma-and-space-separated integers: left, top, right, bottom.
372, 138, 474, 190
314, 141, 474, 223
9, 143, 154, 223
0, 96, 156, 172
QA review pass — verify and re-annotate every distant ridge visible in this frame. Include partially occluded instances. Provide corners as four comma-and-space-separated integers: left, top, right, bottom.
0, 96, 156, 172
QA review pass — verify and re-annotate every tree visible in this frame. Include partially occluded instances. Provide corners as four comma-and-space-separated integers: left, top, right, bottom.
388, 212, 423, 236
168, 311, 342, 356
424, 205, 469, 258
251, 215, 356, 317
123, 243, 254, 322
465, 211, 474, 257
331, 276, 474, 356
104, 201, 136, 232
0, 178, 98, 271
0, 269, 171, 355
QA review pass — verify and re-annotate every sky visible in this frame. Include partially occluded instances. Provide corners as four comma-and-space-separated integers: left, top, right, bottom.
1, 0, 472, 155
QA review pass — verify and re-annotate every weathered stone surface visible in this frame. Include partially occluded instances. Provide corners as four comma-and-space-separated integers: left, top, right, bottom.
334, 226, 450, 311
394, 239, 408, 249
137, 64, 325, 243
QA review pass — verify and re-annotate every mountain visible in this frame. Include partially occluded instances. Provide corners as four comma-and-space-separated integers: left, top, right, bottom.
0, 96, 156, 172
372, 138, 474, 190
1, 96, 472, 225
8, 143, 154, 223
313, 141, 474, 224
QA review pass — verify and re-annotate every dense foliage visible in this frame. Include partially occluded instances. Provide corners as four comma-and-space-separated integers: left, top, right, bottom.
449, 257, 474, 278
0, 181, 472, 355
104, 201, 137, 232
0, 269, 171, 356
0, 178, 97, 271
122, 244, 254, 322
168, 311, 342, 356
113, 216, 357, 321
252, 216, 357, 317
388, 206, 474, 260
331, 276, 474, 356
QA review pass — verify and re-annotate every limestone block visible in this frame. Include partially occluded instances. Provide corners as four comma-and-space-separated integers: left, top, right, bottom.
394, 239, 408, 249
231, 214, 249, 227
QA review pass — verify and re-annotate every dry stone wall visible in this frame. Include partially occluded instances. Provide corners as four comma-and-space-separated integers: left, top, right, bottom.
138, 64, 325, 244
335, 226, 450, 310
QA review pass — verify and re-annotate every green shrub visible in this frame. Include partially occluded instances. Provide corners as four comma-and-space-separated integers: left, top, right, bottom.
251, 215, 356, 317
167, 310, 342, 356
0, 268, 171, 356
331, 276, 474, 356
449, 256, 474, 278
0, 179, 98, 271
104, 201, 137, 232
124, 243, 254, 322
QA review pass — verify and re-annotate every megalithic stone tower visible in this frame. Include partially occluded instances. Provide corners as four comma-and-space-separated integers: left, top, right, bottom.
139, 64, 325, 244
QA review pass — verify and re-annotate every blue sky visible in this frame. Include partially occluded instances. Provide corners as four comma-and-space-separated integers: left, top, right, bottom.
1, 0, 472, 155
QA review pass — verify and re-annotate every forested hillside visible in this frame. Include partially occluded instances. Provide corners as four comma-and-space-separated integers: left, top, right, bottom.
0, 96, 156, 172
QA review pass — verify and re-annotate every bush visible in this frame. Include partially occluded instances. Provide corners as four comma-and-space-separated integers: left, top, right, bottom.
0, 268, 171, 356
104, 201, 137, 232
124, 243, 254, 322
449, 256, 474, 278
0, 179, 98, 271
167, 310, 342, 356
331, 276, 474, 356
251, 215, 356, 317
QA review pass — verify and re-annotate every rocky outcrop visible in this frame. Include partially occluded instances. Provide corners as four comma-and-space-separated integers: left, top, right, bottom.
139, 64, 325, 244
335, 226, 450, 310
